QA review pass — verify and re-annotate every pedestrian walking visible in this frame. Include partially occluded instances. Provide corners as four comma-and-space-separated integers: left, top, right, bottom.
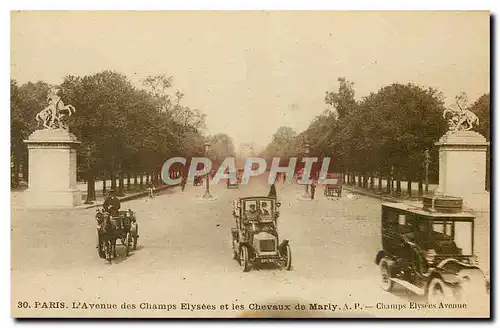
268, 183, 277, 198
148, 184, 156, 198
310, 179, 317, 200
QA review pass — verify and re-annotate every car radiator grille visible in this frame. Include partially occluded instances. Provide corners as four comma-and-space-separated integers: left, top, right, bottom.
260, 239, 276, 252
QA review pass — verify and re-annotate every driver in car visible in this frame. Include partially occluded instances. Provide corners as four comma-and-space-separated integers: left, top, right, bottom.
260, 202, 270, 216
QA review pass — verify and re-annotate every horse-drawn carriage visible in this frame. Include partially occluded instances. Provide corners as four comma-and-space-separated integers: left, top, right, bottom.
194, 176, 204, 186
96, 208, 139, 263
324, 173, 343, 198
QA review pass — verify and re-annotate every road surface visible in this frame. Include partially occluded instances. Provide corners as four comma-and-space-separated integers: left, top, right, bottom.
11, 175, 489, 318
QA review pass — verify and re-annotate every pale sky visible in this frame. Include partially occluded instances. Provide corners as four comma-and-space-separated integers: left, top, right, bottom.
11, 11, 490, 150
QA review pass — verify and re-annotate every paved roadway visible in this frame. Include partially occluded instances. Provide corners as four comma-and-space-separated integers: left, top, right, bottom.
11, 175, 489, 318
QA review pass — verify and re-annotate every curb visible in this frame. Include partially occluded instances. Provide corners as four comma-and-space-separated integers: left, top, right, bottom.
80, 184, 179, 209
343, 186, 402, 203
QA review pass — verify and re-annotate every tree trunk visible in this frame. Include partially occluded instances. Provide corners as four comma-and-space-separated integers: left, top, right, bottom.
127, 172, 131, 191
118, 171, 125, 196
407, 179, 412, 198
145, 173, 150, 186
102, 176, 107, 196
12, 152, 19, 188
370, 172, 375, 190
418, 178, 423, 196
134, 174, 138, 188
357, 173, 362, 187
140, 174, 144, 189
396, 171, 401, 196
110, 171, 117, 190
378, 175, 382, 191
86, 173, 96, 201
89, 174, 96, 200
386, 174, 391, 194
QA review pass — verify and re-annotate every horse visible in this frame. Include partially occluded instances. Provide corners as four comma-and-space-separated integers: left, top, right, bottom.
57, 104, 76, 117
443, 108, 479, 131
96, 209, 119, 263
35, 99, 76, 129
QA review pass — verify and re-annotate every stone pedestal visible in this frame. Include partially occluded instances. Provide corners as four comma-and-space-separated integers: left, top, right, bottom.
24, 129, 82, 208
435, 130, 490, 211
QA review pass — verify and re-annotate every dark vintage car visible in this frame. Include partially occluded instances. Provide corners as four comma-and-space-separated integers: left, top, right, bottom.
375, 198, 489, 303
231, 196, 291, 272
323, 173, 343, 198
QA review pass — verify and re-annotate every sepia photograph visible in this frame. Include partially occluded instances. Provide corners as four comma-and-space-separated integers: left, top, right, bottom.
10, 10, 491, 318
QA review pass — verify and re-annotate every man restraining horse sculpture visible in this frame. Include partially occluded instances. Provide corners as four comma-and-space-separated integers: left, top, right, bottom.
442, 102, 479, 132
35, 87, 76, 129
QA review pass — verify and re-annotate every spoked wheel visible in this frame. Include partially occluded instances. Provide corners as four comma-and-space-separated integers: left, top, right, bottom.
281, 244, 292, 271
132, 224, 139, 250
240, 246, 250, 272
379, 258, 394, 292
125, 232, 131, 257
428, 278, 454, 303
133, 236, 138, 250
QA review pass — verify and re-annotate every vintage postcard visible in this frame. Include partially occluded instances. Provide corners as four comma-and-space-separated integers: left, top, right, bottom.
10, 11, 490, 318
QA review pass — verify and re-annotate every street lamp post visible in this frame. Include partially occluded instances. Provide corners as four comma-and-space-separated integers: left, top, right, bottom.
203, 142, 213, 199
84, 145, 94, 204
424, 149, 430, 195
302, 141, 311, 199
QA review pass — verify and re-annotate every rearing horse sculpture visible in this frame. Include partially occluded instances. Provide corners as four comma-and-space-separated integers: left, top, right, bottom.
35, 87, 76, 129
442, 104, 479, 132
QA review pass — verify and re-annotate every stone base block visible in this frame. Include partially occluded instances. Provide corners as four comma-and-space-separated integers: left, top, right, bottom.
24, 189, 82, 208
463, 192, 490, 213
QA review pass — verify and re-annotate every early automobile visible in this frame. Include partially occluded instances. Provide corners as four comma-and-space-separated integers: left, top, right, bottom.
324, 173, 343, 198
375, 197, 489, 303
231, 196, 291, 272
96, 208, 139, 261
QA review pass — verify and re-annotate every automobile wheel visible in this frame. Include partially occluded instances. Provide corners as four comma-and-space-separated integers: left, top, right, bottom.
428, 278, 454, 303
283, 244, 292, 271
379, 258, 394, 292
125, 232, 131, 257
240, 246, 250, 272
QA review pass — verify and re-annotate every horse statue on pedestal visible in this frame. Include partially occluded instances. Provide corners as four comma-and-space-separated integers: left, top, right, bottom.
35, 87, 76, 129
443, 102, 479, 132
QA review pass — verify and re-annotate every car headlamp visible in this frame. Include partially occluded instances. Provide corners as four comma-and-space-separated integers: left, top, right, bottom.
425, 249, 437, 264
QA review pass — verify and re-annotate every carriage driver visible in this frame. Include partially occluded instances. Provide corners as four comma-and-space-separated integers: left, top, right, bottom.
103, 189, 121, 217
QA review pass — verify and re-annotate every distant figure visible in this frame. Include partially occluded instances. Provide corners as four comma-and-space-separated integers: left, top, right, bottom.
268, 183, 277, 198
148, 184, 156, 198
181, 175, 187, 192
310, 180, 317, 200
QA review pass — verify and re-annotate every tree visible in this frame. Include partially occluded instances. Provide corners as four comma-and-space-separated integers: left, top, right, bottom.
265, 126, 298, 159
11, 80, 51, 186
469, 93, 490, 191
324, 77, 357, 120
209, 133, 235, 167
469, 93, 490, 140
